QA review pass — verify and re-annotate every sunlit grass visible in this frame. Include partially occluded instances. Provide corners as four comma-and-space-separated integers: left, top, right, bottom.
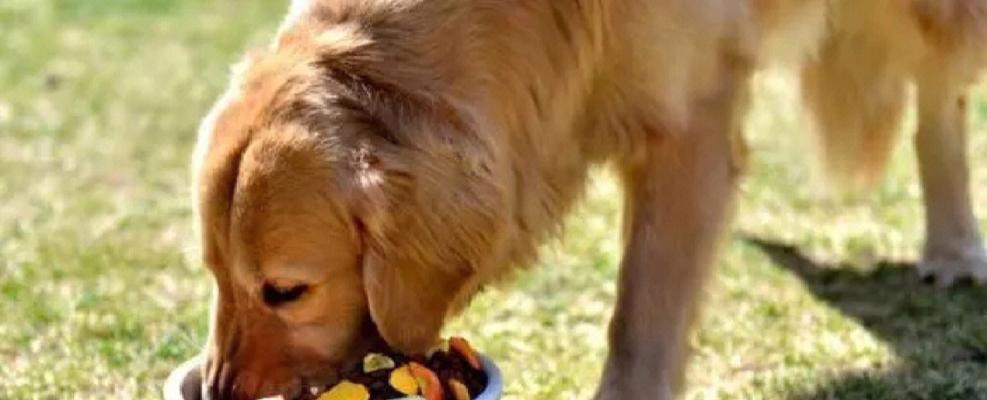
2, 1, 986, 399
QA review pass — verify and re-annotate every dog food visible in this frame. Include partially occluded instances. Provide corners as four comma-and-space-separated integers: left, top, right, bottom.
298, 337, 487, 400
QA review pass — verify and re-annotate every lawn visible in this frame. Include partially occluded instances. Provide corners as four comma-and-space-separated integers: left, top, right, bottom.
2, 1, 986, 399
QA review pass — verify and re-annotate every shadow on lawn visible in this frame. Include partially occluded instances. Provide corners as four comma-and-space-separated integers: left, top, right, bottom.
743, 236, 987, 400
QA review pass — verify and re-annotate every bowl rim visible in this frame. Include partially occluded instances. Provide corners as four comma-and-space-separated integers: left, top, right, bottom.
163, 353, 503, 400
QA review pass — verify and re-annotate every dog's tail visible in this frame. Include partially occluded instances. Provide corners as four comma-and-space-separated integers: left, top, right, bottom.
799, 4, 912, 192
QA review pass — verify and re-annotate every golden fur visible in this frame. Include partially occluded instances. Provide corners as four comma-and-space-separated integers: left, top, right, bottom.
193, 0, 987, 398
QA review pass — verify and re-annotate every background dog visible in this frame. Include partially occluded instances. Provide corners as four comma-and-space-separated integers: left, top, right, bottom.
194, 0, 987, 398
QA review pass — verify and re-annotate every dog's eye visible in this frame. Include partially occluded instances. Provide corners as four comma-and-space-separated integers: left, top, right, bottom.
262, 282, 309, 307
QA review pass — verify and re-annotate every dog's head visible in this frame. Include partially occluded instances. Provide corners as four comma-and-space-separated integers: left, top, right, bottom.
192, 35, 505, 399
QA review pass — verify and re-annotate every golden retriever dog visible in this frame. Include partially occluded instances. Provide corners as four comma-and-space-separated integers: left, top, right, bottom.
192, 0, 987, 398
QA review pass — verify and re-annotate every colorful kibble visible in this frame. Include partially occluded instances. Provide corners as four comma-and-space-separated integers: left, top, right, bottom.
318, 380, 370, 400
408, 362, 444, 400
363, 353, 396, 373
389, 365, 420, 395
448, 379, 470, 400
302, 337, 486, 400
448, 337, 481, 370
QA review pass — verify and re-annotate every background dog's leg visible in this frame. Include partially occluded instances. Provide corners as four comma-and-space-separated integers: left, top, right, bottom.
800, 26, 908, 190
915, 67, 987, 286
595, 65, 749, 400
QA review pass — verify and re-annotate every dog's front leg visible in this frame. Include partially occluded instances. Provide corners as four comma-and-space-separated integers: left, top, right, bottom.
915, 68, 987, 286
595, 80, 745, 399
596, 131, 737, 399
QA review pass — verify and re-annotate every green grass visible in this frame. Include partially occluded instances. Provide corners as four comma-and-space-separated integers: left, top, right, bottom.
2, 1, 986, 399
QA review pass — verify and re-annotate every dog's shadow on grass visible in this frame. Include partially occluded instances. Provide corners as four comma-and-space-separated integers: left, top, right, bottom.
742, 236, 987, 400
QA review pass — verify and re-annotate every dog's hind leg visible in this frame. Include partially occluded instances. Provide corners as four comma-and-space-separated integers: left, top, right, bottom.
594, 61, 750, 400
914, 59, 987, 286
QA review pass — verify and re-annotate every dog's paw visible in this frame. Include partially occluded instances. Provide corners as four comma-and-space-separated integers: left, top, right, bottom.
918, 242, 987, 287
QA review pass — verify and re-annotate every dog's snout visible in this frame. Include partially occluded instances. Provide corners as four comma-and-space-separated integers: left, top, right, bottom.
202, 357, 234, 400
203, 355, 305, 400
202, 320, 311, 400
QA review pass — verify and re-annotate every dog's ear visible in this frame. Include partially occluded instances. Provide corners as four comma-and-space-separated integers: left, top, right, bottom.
342, 130, 505, 354
361, 246, 471, 354
193, 94, 254, 272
